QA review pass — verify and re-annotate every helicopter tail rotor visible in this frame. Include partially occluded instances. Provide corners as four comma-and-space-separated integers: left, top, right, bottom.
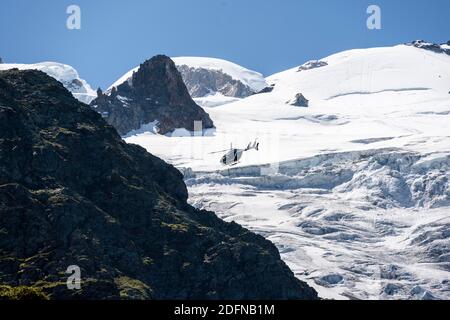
252, 139, 259, 151
245, 139, 259, 151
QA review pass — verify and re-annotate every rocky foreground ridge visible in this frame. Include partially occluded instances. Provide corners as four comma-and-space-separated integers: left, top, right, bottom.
0, 69, 317, 300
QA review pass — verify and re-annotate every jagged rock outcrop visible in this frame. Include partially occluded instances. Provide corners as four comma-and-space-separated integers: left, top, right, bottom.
0, 69, 318, 300
256, 84, 275, 94
288, 93, 309, 107
177, 65, 254, 98
406, 40, 450, 56
298, 60, 328, 72
90, 55, 214, 136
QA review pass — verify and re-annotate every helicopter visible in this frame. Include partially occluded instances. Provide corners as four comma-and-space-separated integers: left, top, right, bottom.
210, 140, 260, 166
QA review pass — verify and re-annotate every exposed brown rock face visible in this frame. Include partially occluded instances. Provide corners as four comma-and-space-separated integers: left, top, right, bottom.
0, 69, 318, 300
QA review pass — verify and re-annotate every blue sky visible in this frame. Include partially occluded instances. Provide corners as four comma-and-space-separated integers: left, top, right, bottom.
1, 0, 449, 89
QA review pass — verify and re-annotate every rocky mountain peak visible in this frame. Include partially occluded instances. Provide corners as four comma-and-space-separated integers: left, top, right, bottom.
91, 55, 214, 136
131, 55, 195, 106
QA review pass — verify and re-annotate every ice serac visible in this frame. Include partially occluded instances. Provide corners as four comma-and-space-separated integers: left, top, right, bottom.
0, 61, 95, 104
91, 55, 214, 136
0, 69, 317, 300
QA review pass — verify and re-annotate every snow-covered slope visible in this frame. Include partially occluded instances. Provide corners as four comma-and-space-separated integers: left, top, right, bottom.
108, 57, 268, 107
0, 62, 96, 104
127, 44, 450, 170
125, 43, 450, 300
266, 45, 449, 106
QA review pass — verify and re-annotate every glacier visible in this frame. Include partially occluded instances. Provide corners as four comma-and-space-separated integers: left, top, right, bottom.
125, 43, 450, 299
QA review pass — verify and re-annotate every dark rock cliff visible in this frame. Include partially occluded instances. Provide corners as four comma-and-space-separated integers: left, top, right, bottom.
91, 55, 214, 136
0, 69, 317, 300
